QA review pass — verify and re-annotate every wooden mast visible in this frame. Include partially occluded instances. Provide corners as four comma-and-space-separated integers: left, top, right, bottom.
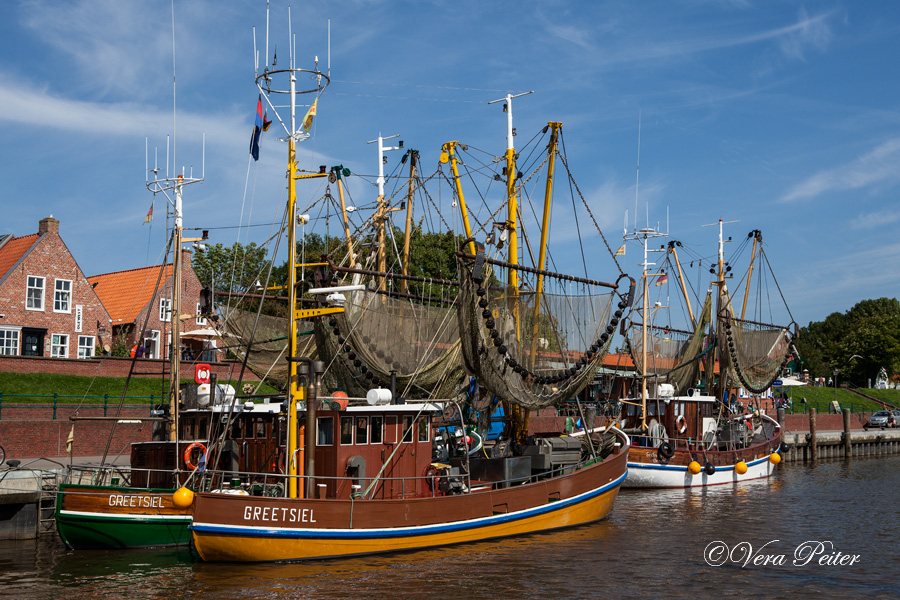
400, 150, 417, 294
740, 230, 761, 321
332, 167, 356, 268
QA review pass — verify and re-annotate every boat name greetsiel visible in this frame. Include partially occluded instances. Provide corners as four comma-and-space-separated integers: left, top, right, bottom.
243, 505, 317, 524
108, 494, 165, 508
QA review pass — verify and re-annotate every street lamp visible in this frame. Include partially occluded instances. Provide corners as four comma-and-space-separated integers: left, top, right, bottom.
834, 369, 839, 407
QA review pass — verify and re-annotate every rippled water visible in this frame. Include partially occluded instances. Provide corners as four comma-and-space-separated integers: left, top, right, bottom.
2, 456, 898, 599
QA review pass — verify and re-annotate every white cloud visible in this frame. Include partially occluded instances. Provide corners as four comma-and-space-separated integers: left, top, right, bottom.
781, 138, 900, 202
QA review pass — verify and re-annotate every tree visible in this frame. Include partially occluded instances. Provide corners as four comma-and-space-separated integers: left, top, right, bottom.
795, 298, 900, 386
192, 242, 270, 294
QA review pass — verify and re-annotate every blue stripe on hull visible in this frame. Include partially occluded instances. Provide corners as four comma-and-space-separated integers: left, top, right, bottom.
626, 454, 770, 472
191, 471, 627, 540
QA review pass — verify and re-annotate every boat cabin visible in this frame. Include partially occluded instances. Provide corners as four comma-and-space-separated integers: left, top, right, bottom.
623, 386, 719, 444
310, 403, 441, 500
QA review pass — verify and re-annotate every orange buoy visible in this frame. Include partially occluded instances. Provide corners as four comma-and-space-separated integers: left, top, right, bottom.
735, 460, 748, 475
172, 487, 195, 508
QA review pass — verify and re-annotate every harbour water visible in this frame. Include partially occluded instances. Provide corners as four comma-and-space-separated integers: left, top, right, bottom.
2, 455, 897, 599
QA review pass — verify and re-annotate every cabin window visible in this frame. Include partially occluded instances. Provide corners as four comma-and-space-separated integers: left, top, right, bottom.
355, 417, 369, 445
256, 419, 267, 439
317, 416, 334, 446
417, 415, 430, 442
340, 416, 353, 445
675, 402, 685, 417
198, 418, 208, 439
401, 416, 414, 443
26, 276, 45, 311
627, 404, 636, 416
370, 416, 383, 444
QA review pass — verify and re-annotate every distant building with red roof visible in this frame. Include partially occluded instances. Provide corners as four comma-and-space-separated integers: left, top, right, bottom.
88, 248, 209, 360
0, 216, 111, 358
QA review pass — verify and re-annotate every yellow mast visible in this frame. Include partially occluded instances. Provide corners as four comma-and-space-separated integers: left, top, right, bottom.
285, 136, 304, 499
488, 92, 532, 442
441, 141, 476, 256
528, 122, 560, 369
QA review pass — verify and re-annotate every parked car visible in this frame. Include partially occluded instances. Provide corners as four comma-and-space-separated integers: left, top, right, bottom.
864, 410, 898, 430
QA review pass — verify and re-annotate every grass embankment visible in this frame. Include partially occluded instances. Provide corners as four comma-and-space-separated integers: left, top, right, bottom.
0, 372, 281, 403
781, 385, 900, 414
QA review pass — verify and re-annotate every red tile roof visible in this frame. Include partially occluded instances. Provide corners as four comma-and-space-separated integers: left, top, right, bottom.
88, 264, 174, 325
0, 233, 40, 282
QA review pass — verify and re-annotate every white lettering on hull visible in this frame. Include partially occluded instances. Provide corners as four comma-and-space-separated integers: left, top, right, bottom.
242, 505, 317, 524
108, 494, 165, 509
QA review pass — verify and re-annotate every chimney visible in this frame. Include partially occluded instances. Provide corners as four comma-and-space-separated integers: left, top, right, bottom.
39, 215, 60, 235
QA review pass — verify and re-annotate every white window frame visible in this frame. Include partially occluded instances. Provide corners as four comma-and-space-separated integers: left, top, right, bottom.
0, 327, 21, 356
54, 278, 72, 313
26, 275, 45, 311
75, 305, 83, 332
77, 335, 95, 359
159, 298, 172, 321
51, 333, 69, 358
196, 302, 207, 326
143, 330, 160, 359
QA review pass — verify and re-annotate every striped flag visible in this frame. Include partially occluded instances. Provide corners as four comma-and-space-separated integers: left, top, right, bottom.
655, 273, 668, 286
615, 244, 626, 256
143, 203, 153, 225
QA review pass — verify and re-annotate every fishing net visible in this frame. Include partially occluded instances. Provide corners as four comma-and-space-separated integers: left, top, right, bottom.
220, 306, 317, 390
720, 311, 793, 394
459, 255, 628, 410
626, 293, 713, 394
314, 282, 466, 399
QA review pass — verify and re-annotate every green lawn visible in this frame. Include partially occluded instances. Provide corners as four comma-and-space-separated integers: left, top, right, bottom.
0, 372, 281, 403
780, 385, 894, 414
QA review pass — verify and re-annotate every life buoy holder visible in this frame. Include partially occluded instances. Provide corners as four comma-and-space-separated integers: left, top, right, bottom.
657, 441, 675, 461
675, 414, 687, 435
184, 442, 207, 471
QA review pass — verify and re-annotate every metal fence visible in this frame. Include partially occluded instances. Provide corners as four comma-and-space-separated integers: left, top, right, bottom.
0, 393, 159, 420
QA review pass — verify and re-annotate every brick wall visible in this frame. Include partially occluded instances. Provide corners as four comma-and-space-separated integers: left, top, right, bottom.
0, 404, 153, 460
0, 354, 258, 381
0, 217, 112, 357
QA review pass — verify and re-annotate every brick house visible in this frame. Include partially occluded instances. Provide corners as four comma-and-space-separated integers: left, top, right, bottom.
0, 216, 112, 359
88, 248, 216, 361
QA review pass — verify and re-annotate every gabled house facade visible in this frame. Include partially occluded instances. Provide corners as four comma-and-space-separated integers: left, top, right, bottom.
0, 216, 112, 358
88, 248, 214, 360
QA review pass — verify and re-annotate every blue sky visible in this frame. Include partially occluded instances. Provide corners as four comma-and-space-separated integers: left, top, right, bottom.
1, 0, 899, 328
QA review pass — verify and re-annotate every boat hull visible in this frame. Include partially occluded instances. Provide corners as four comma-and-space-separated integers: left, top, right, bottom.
190, 449, 627, 562
56, 483, 191, 549
625, 451, 775, 488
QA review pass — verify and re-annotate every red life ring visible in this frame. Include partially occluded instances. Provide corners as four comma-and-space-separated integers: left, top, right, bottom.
184, 442, 207, 471
676, 414, 687, 435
